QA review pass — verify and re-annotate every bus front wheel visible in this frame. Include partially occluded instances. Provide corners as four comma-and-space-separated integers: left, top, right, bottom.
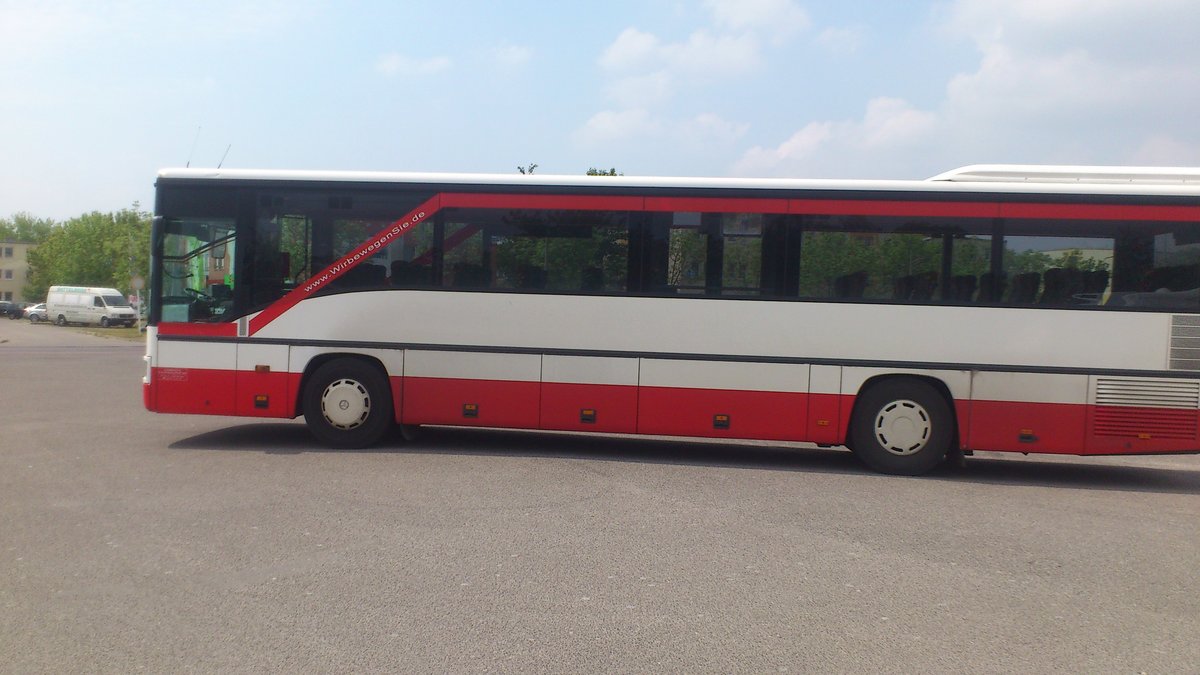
848, 379, 955, 476
302, 358, 394, 449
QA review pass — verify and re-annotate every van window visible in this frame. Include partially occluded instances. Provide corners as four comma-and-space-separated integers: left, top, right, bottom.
94, 297, 104, 308
101, 294, 130, 307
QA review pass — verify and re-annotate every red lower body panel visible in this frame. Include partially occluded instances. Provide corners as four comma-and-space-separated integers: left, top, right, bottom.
149, 367, 293, 418
1086, 405, 1200, 455
147, 367, 1200, 456
967, 400, 1087, 454
807, 393, 843, 444
402, 376, 541, 428
541, 382, 638, 434
151, 367, 238, 416
637, 386, 807, 441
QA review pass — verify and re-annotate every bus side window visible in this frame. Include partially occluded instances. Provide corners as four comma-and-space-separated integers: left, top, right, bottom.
1002, 229, 1114, 307
1107, 223, 1200, 309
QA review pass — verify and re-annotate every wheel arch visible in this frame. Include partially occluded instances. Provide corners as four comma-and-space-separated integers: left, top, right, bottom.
293, 351, 395, 418
847, 373, 963, 450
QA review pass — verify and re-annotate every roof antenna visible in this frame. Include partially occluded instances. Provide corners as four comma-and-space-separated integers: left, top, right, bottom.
186, 126, 202, 168
217, 144, 231, 169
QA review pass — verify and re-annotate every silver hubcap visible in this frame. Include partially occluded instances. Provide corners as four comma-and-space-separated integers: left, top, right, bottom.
873, 399, 931, 456
320, 378, 370, 430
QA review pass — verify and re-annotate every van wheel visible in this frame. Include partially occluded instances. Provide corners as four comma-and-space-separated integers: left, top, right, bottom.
848, 379, 955, 476
100, 317, 110, 328
302, 358, 394, 449
56, 315, 66, 326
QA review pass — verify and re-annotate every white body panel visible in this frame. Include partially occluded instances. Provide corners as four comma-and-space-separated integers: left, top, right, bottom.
255, 291, 1170, 375
157, 339, 237, 372
543, 355, 639, 386
289, 346, 404, 380
640, 358, 809, 393
972, 371, 1088, 405
403, 349, 541, 382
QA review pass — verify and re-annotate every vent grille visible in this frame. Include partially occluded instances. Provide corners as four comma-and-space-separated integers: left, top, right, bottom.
1096, 378, 1200, 409
1094, 378, 1199, 440
1170, 315, 1200, 371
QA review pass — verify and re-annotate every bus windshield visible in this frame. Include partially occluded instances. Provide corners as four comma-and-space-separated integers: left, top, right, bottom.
158, 217, 236, 322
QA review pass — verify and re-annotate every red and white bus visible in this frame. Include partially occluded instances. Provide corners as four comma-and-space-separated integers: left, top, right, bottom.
143, 165, 1200, 474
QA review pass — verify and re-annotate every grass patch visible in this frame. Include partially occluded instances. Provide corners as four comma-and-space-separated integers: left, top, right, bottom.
70, 325, 145, 341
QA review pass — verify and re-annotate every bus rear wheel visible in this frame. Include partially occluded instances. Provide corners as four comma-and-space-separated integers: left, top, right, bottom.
302, 358, 394, 449
848, 379, 955, 476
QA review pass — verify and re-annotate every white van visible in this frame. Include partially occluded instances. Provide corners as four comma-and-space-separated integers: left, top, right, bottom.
46, 286, 138, 327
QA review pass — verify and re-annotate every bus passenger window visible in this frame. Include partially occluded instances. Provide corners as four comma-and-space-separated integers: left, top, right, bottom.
720, 213, 764, 296
668, 212, 707, 294
1106, 223, 1200, 310
1002, 231, 1113, 306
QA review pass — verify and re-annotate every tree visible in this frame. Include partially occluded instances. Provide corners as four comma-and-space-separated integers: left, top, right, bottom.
0, 213, 55, 243
25, 206, 151, 300
517, 163, 538, 175
586, 167, 622, 176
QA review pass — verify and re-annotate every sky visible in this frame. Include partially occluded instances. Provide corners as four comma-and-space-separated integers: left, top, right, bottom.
2, 0, 1199, 221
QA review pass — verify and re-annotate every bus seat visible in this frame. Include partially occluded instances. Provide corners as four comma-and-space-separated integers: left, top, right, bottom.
1040, 268, 1084, 304
516, 265, 547, 290
977, 272, 1007, 303
1082, 270, 1109, 294
581, 267, 604, 292
451, 263, 488, 289
910, 272, 938, 301
951, 275, 977, 302
390, 260, 432, 288
333, 263, 387, 289
834, 271, 868, 298
1010, 272, 1041, 304
893, 275, 916, 300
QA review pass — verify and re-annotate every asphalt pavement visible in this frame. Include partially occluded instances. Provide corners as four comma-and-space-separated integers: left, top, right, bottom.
1, 317, 1198, 673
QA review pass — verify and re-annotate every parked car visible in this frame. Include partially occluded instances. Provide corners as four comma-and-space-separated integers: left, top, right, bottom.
0, 300, 27, 319
46, 286, 137, 327
24, 303, 47, 322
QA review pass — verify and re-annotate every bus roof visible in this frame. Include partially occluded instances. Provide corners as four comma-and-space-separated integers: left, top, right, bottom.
928, 164, 1200, 185
156, 165, 1200, 198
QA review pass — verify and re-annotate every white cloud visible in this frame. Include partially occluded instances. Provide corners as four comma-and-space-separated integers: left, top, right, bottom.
375, 53, 452, 77
704, 0, 810, 42
600, 27, 760, 77
605, 72, 674, 109
733, 98, 935, 177
1131, 135, 1198, 166
815, 26, 863, 55
937, 0, 1200, 163
574, 109, 748, 153
0, 4, 94, 54
680, 113, 750, 146
733, 0, 1200, 178
599, 28, 662, 71
574, 109, 661, 146
860, 97, 937, 148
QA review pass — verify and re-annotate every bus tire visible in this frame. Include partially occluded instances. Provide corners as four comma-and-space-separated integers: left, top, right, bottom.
302, 358, 394, 449
848, 379, 955, 476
